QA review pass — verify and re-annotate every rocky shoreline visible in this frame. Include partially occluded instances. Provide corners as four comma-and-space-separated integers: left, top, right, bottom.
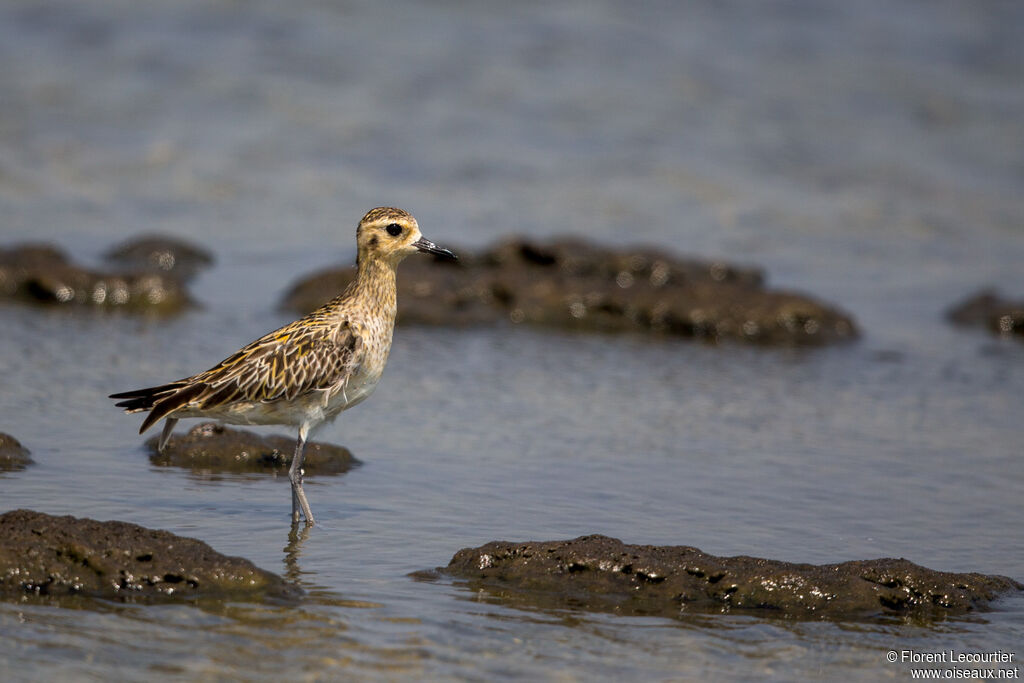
0, 509, 299, 601
0, 432, 33, 472
0, 236, 212, 315
146, 422, 360, 476
1, 498, 1019, 620
423, 535, 1022, 621
948, 290, 1024, 340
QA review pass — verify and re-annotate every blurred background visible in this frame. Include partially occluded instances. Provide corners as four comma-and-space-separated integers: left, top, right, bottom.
1, 0, 1022, 680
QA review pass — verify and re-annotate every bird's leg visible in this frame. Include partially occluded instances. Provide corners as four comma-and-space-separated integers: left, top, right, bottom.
157, 418, 178, 454
289, 426, 315, 525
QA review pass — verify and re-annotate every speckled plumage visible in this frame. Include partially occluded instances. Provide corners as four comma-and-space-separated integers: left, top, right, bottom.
111, 207, 456, 525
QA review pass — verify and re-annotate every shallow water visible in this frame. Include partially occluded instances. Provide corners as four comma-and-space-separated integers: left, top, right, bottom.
2, 0, 1023, 680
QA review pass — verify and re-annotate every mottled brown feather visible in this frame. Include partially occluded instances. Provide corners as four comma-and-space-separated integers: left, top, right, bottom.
128, 302, 363, 434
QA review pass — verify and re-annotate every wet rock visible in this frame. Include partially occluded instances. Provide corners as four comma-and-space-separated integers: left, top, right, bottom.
146, 422, 360, 476
282, 237, 857, 345
430, 535, 1021, 621
103, 234, 214, 281
948, 290, 1024, 339
0, 242, 193, 314
0, 509, 300, 601
0, 433, 33, 472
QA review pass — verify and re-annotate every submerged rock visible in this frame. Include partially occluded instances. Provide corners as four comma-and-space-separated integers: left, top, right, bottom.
429, 535, 1021, 621
0, 433, 33, 472
282, 237, 857, 345
948, 290, 1024, 340
103, 234, 214, 281
146, 422, 360, 476
0, 242, 193, 314
0, 509, 300, 601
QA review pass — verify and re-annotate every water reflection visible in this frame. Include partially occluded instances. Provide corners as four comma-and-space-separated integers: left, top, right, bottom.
284, 522, 313, 586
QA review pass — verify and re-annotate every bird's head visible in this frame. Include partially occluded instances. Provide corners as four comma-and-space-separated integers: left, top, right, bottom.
356, 207, 457, 266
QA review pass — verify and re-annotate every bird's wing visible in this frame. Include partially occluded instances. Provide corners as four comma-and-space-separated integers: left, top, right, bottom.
134, 319, 363, 434
193, 320, 363, 405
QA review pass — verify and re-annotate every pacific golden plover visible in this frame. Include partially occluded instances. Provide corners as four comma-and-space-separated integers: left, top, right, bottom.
110, 207, 456, 525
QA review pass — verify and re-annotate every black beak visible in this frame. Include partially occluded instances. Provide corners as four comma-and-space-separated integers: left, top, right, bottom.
413, 236, 457, 261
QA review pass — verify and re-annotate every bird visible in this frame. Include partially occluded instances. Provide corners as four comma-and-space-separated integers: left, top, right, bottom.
110, 207, 456, 525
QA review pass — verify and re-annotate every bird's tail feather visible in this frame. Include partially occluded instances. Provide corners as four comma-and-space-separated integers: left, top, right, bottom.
110, 382, 202, 434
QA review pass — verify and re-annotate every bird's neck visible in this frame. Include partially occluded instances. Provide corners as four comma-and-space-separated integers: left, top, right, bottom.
351, 256, 398, 317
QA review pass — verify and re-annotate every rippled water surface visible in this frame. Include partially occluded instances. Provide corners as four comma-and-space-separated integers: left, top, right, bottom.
2, 0, 1023, 680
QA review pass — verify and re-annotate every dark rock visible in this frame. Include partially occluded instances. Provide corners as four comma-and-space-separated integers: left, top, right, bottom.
429, 535, 1022, 621
0, 509, 300, 601
281, 237, 857, 346
146, 422, 360, 476
948, 290, 1024, 339
0, 433, 33, 472
0, 242, 193, 314
103, 234, 214, 281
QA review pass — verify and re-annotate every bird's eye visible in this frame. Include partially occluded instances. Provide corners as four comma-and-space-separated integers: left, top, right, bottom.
385, 223, 403, 237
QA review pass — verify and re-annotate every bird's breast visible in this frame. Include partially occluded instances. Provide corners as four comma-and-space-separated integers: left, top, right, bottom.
326, 362, 383, 415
